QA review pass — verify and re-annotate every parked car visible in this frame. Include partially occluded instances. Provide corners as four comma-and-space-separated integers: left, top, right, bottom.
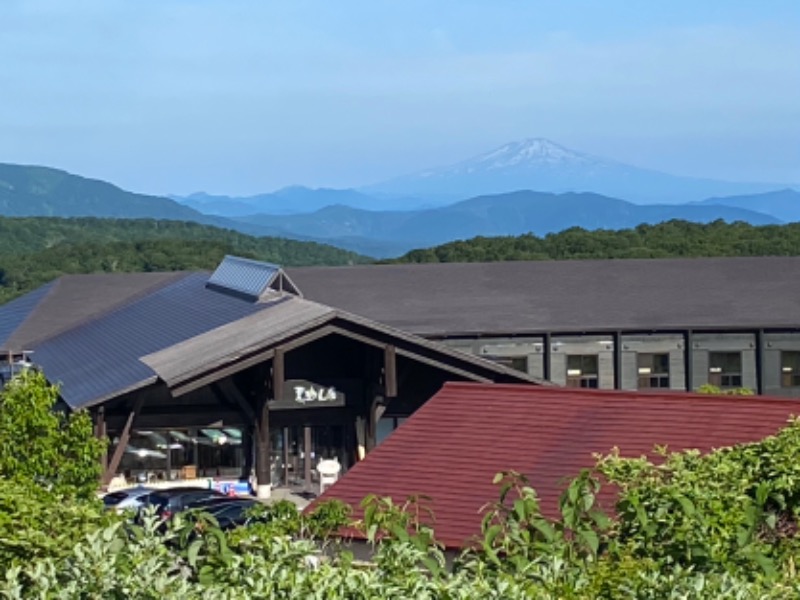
186, 497, 261, 530
102, 486, 156, 512
138, 487, 228, 520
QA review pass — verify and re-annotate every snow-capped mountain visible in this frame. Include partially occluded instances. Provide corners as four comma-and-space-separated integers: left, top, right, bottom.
364, 138, 790, 205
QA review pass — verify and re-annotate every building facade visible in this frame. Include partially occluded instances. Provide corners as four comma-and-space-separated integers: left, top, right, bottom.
287, 256, 800, 398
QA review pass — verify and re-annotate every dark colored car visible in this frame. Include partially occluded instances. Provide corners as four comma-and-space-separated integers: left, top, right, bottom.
186, 497, 261, 530
139, 487, 228, 520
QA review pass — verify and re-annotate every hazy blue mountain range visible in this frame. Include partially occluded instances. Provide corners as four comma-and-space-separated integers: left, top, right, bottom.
0, 157, 794, 259
235, 191, 781, 256
0, 162, 310, 241
171, 186, 438, 216
362, 138, 793, 205
692, 189, 800, 223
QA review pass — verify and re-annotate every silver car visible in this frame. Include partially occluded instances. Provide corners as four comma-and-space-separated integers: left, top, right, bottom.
102, 487, 156, 512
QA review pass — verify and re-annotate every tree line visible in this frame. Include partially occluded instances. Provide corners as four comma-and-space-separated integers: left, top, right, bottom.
392, 219, 800, 263
0, 217, 367, 304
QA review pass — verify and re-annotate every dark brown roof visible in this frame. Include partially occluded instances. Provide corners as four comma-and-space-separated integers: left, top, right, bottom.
287, 257, 800, 336
318, 383, 800, 549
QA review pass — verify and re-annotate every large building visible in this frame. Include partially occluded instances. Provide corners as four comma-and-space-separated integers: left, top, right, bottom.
0, 257, 536, 495
287, 257, 800, 396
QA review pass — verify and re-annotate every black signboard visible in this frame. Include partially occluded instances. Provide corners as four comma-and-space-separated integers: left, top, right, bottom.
269, 379, 347, 410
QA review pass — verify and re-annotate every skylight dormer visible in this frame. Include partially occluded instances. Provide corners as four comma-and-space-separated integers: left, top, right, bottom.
205, 255, 302, 301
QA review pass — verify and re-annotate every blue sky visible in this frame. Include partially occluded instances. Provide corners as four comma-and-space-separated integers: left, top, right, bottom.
1, 0, 798, 195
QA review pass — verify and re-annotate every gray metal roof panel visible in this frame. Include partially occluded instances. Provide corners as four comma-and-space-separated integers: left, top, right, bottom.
287, 257, 800, 335
0, 281, 56, 351
1, 272, 188, 351
207, 255, 279, 300
32, 272, 274, 409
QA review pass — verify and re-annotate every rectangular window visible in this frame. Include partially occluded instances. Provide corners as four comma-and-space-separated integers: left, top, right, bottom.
781, 351, 800, 388
637, 353, 670, 389
708, 352, 742, 388
566, 354, 599, 388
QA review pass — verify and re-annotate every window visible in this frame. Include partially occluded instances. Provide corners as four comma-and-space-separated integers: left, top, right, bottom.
781, 351, 800, 388
566, 355, 599, 388
708, 352, 742, 388
637, 353, 670, 389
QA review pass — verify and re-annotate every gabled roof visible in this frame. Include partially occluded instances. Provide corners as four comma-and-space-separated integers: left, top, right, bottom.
31, 272, 277, 408
287, 257, 800, 336
0, 261, 541, 409
317, 383, 800, 549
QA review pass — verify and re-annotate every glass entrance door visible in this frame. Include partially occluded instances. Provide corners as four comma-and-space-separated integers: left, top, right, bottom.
271, 424, 347, 492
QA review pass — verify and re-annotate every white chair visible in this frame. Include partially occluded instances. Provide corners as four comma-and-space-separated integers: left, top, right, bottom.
317, 457, 341, 494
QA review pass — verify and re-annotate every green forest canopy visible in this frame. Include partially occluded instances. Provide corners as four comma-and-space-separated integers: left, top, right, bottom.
392, 219, 800, 263
0, 217, 368, 303
4, 217, 800, 305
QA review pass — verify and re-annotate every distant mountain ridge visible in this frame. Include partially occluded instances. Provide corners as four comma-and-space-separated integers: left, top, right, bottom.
171, 186, 439, 216
236, 190, 780, 256
693, 189, 800, 223
362, 138, 794, 205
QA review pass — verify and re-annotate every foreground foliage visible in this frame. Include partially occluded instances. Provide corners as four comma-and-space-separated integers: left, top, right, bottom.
5, 420, 800, 597
0, 371, 105, 499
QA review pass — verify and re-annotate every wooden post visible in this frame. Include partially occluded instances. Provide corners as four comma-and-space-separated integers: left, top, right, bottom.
94, 406, 108, 476
613, 331, 623, 390
102, 396, 144, 485
282, 427, 290, 487
384, 345, 398, 398
255, 398, 270, 498
303, 425, 312, 491
684, 330, 694, 392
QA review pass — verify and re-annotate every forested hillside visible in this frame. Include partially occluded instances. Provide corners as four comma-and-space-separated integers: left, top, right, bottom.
0, 217, 367, 303
393, 220, 800, 263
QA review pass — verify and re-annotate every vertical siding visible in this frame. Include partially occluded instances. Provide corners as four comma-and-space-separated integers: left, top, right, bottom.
620, 351, 638, 390
550, 352, 567, 385
598, 352, 615, 389
763, 333, 800, 396
669, 349, 686, 390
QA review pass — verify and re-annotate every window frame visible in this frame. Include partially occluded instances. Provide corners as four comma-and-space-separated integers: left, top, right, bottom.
637, 352, 671, 389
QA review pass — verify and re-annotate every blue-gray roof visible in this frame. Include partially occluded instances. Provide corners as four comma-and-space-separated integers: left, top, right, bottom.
0, 281, 56, 350
33, 272, 276, 409
207, 255, 281, 300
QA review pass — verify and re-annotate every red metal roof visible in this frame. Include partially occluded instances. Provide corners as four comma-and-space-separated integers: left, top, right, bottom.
317, 383, 800, 549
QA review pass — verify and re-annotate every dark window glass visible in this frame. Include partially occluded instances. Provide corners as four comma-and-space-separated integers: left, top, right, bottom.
708, 352, 742, 389
637, 353, 670, 389
781, 351, 800, 388
566, 354, 599, 388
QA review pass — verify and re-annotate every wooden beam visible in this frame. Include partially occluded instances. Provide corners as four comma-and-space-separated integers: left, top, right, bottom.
95, 406, 108, 476
384, 344, 398, 398
303, 425, 312, 491
613, 331, 623, 390
272, 348, 285, 402
684, 329, 694, 392
212, 380, 256, 423
255, 398, 270, 498
102, 396, 145, 485
104, 410, 244, 430
171, 349, 276, 397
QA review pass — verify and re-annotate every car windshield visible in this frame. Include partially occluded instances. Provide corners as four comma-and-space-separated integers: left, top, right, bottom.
102, 491, 129, 506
